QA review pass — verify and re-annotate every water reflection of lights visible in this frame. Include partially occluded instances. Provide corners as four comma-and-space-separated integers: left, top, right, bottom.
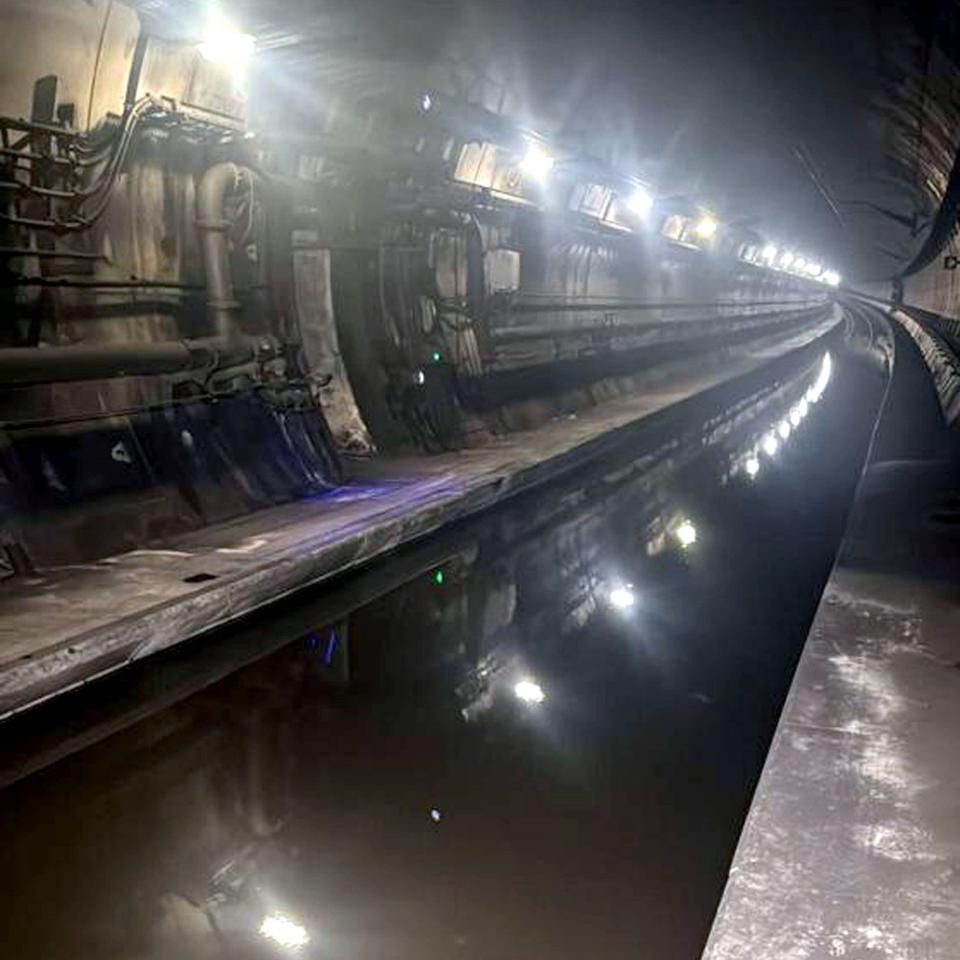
514, 678, 547, 704
608, 585, 636, 609
259, 914, 310, 950
737, 352, 832, 480
674, 519, 697, 548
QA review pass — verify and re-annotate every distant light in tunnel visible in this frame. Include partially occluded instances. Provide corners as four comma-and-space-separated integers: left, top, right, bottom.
675, 519, 697, 548
430, 807, 442, 822
431, 350, 442, 363
745, 456, 761, 477
822, 270, 841, 287
793, 257, 807, 273
431, 569, 444, 585
420, 92, 433, 112
608, 584, 636, 610
777, 420, 791, 440
627, 187, 654, 217
514, 678, 546, 704
198, 30, 256, 63
693, 215, 718, 239
790, 406, 802, 427
762, 433, 779, 457
761, 244, 778, 264
779, 251, 795, 269
259, 915, 309, 950
799, 398, 809, 417
806, 262, 822, 278
414, 369, 425, 385
520, 142, 555, 180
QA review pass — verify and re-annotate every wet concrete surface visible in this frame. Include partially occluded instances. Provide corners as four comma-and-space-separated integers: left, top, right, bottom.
0, 336, 887, 959
703, 310, 960, 959
0, 314, 838, 719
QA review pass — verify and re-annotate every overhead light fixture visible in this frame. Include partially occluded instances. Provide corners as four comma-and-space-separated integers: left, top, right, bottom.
806, 262, 821, 277
520, 141, 555, 180
627, 187, 654, 216
793, 257, 807, 272
514, 678, 546, 704
779, 251, 795, 269
259, 915, 310, 950
761, 244, 778, 264
745, 456, 761, 477
822, 270, 841, 286
693, 214, 718, 239
762, 433, 779, 457
198, 29, 256, 63
675, 519, 697, 548
608, 584, 636, 609
420, 92, 433, 112
778, 420, 791, 439
790, 407, 802, 427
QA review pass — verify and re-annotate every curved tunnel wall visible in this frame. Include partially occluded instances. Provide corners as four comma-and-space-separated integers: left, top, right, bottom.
0, 0, 829, 568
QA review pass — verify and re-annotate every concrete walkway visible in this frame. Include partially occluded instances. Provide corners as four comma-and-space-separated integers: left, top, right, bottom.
0, 315, 837, 718
703, 307, 960, 959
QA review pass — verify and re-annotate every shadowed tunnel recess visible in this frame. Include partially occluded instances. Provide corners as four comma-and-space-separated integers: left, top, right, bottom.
0, 325, 889, 960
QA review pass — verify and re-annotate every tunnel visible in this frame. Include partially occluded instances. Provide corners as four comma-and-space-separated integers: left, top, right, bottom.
1, 0, 960, 957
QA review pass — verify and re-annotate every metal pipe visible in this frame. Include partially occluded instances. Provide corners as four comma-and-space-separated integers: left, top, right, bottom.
196, 161, 245, 342
0, 248, 106, 261
0, 339, 225, 386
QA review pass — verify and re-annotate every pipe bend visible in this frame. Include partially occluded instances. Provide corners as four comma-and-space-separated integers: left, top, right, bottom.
196, 162, 246, 341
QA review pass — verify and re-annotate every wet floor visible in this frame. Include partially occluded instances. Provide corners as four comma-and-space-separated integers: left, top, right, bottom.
0, 337, 888, 960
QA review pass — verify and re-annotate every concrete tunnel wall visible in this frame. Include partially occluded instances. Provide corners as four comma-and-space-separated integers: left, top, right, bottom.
0, 0, 828, 568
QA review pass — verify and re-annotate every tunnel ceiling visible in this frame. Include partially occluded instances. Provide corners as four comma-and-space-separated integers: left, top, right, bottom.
138, 0, 960, 283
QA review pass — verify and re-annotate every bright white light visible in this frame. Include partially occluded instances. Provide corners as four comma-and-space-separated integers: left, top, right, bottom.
259, 915, 309, 950
414, 369, 425, 385
745, 456, 760, 477
514, 678, 546, 704
822, 270, 841, 287
779, 251, 795, 269
762, 433, 779, 457
762, 244, 778, 264
793, 257, 807, 272
430, 807, 442, 822
675, 519, 697, 548
627, 187, 654, 216
790, 407, 802, 427
198, 30, 256, 63
813, 352, 832, 395
778, 420, 791, 439
806, 262, 821, 277
420, 92, 433, 112
608, 585, 636, 609
520, 142, 555, 180
799, 398, 809, 417
693, 215, 718, 239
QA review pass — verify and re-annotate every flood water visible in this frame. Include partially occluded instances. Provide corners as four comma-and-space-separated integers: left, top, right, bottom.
0, 336, 887, 960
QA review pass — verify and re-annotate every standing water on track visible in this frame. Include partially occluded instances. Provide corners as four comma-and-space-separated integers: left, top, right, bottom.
0, 342, 887, 960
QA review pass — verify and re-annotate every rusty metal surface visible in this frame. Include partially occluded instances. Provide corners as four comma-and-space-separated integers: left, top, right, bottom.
0, 313, 837, 718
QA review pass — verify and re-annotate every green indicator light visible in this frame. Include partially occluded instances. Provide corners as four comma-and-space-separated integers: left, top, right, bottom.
431, 351, 442, 363
431, 569, 444, 585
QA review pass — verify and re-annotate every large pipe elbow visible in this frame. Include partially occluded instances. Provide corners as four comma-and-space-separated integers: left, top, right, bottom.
197, 161, 245, 342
